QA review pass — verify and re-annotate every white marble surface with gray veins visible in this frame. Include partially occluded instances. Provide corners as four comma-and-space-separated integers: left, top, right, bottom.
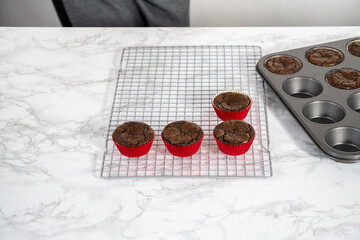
0, 27, 360, 240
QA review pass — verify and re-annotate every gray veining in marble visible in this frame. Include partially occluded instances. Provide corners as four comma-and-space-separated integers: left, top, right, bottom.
0, 27, 360, 240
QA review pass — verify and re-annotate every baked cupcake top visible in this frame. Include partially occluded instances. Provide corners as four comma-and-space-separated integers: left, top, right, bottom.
162, 121, 203, 146
306, 48, 343, 67
264, 56, 302, 75
113, 122, 154, 147
348, 41, 360, 57
213, 92, 251, 112
214, 120, 255, 145
326, 69, 360, 90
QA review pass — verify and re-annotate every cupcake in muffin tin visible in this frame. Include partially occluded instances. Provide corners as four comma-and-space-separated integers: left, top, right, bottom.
264, 55, 302, 75
305, 47, 344, 67
347, 40, 360, 57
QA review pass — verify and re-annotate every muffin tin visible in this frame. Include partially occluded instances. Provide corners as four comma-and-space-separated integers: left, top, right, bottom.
256, 37, 360, 163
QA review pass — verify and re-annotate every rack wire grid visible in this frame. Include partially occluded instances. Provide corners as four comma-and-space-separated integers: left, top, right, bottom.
102, 45, 272, 178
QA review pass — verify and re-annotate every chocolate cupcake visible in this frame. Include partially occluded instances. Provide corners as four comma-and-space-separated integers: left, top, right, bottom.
212, 91, 252, 121
162, 121, 203, 157
306, 47, 343, 67
213, 120, 255, 156
326, 69, 360, 90
348, 40, 360, 57
112, 122, 155, 157
264, 56, 302, 75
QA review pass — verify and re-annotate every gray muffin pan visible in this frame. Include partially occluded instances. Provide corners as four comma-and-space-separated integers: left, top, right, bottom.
256, 37, 360, 163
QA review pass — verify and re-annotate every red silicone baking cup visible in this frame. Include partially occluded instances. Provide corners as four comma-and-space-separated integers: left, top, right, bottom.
213, 132, 255, 156
162, 135, 204, 157
211, 91, 252, 121
113, 134, 155, 158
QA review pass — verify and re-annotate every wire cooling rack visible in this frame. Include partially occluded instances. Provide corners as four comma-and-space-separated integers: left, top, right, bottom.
102, 46, 272, 178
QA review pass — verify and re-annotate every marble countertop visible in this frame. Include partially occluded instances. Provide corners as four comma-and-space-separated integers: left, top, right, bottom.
0, 27, 360, 240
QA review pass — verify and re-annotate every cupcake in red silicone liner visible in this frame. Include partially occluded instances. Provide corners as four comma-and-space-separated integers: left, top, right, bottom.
162, 121, 204, 157
213, 120, 255, 156
112, 121, 155, 158
212, 91, 252, 121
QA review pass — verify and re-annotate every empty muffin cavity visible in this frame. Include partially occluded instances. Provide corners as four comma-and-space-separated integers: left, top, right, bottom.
264, 55, 302, 75
302, 101, 345, 124
282, 77, 323, 98
324, 127, 360, 153
305, 47, 344, 67
347, 92, 360, 113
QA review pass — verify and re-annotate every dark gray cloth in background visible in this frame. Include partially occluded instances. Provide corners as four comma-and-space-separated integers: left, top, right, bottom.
60, 0, 190, 27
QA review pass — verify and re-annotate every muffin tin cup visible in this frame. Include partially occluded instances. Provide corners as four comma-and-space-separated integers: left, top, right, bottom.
347, 92, 360, 113
305, 47, 344, 67
113, 135, 155, 158
347, 39, 360, 57
301, 100, 345, 124
162, 135, 204, 157
213, 132, 255, 156
325, 68, 360, 90
282, 77, 323, 98
324, 127, 360, 153
264, 55, 303, 75
211, 91, 252, 121
256, 37, 360, 162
